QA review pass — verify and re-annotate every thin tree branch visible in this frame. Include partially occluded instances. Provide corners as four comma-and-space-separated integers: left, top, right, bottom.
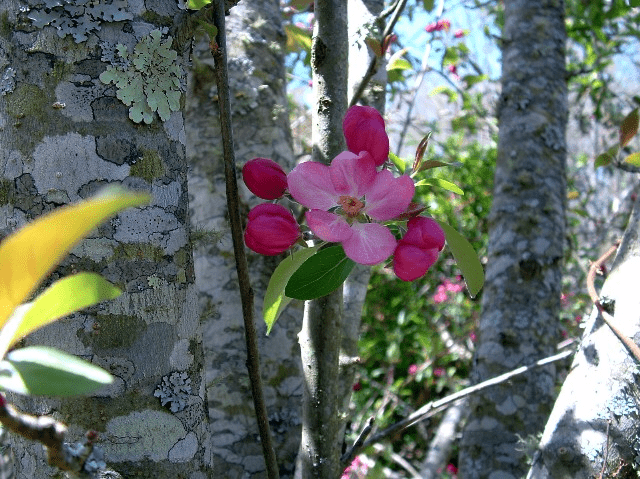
0, 394, 115, 477
349, 0, 408, 107
585, 239, 640, 363
352, 349, 574, 455
210, 2, 279, 477
341, 417, 375, 466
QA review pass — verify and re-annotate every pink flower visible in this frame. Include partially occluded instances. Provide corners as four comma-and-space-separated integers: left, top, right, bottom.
244, 203, 300, 256
393, 216, 445, 281
448, 64, 459, 80
445, 463, 458, 474
444, 279, 464, 293
408, 364, 418, 375
352, 382, 362, 391
454, 28, 465, 38
288, 151, 414, 265
433, 367, 445, 377
343, 105, 390, 167
432, 285, 448, 303
438, 19, 451, 30
242, 158, 288, 200
425, 22, 438, 33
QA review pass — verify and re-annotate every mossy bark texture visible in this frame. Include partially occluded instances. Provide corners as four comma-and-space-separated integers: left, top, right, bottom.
0, 1, 212, 477
459, 0, 568, 477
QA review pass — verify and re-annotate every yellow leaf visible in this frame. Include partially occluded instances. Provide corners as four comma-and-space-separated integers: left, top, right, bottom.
0, 186, 149, 328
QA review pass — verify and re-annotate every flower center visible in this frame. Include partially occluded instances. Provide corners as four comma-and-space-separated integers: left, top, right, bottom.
339, 195, 365, 217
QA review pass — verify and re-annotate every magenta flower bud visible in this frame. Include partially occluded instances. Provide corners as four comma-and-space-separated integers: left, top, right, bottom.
454, 28, 465, 38
402, 217, 445, 251
242, 158, 288, 200
244, 203, 300, 256
343, 105, 390, 167
425, 22, 438, 33
393, 243, 439, 281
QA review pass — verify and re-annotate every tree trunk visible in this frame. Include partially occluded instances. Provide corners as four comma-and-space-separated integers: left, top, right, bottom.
459, 1, 567, 477
527, 195, 640, 478
185, 1, 302, 477
0, 1, 212, 476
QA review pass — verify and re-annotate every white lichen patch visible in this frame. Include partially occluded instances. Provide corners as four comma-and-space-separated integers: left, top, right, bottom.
168, 431, 198, 463
99, 30, 182, 124
104, 409, 186, 462
31, 133, 129, 201
55, 78, 104, 122
154, 371, 192, 413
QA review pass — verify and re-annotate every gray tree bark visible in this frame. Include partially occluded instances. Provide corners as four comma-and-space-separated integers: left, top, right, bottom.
459, 0, 567, 477
0, 1, 212, 477
185, 1, 302, 477
527, 195, 640, 478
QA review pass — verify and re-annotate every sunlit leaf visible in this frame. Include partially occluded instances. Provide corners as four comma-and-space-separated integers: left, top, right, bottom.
5, 274, 121, 349
437, 221, 484, 297
620, 108, 639, 147
389, 152, 407, 173
567, 190, 580, 200
415, 178, 464, 195
0, 186, 149, 329
284, 24, 312, 53
623, 152, 640, 167
263, 246, 318, 334
0, 346, 113, 396
387, 49, 411, 72
187, 0, 211, 10
285, 245, 355, 300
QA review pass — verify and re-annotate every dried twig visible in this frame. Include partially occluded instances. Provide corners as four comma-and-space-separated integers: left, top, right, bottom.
586, 239, 640, 363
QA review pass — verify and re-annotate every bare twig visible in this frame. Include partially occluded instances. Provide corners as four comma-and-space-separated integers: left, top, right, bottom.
353, 349, 573, 454
349, 0, 409, 107
210, 2, 279, 478
0, 394, 108, 476
585, 239, 640, 363
341, 416, 375, 466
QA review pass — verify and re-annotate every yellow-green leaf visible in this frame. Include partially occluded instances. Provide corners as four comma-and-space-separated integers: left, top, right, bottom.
0, 346, 113, 396
4, 273, 121, 350
0, 186, 149, 328
415, 178, 464, 195
623, 152, 640, 166
263, 246, 318, 334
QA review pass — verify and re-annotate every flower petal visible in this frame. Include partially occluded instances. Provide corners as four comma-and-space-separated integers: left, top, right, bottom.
341, 222, 396, 265
402, 216, 446, 251
288, 161, 338, 210
329, 151, 376, 197
364, 171, 415, 220
306, 210, 353, 242
343, 106, 390, 167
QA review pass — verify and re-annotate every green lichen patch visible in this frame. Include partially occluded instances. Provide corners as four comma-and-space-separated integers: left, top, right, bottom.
0, 12, 12, 38
130, 149, 165, 183
112, 242, 166, 263
5, 83, 48, 119
86, 313, 146, 350
99, 30, 182, 124
0, 179, 14, 206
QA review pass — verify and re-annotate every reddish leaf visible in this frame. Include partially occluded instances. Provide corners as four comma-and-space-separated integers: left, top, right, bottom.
413, 132, 432, 172
620, 108, 639, 147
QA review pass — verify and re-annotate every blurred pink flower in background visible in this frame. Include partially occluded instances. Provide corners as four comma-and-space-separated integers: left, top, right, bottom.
454, 28, 466, 38
408, 364, 418, 375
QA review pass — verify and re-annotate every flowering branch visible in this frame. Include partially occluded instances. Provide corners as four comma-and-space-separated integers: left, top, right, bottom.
209, 2, 279, 478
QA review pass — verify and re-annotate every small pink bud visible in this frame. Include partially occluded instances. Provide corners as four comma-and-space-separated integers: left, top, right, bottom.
454, 29, 465, 38
393, 217, 445, 281
352, 382, 362, 391
242, 158, 288, 200
425, 22, 438, 33
408, 364, 418, 375
244, 203, 300, 256
343, 105, 390, 167
403, 217, 446, 251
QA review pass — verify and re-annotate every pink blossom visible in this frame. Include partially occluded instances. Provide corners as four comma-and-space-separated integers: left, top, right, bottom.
244, 203, 300, 256
433, 367, 445, 377
352, 382, 362, 391
438, 19, 451, 30
343, 105, 390, 167
408, 364, 418, 375
444, 279, 464, 293
288, 151, 414, 265
469, 331, 477, 342
425, 22, 438, 33
448, 64, 459, 80
432, 285, 448, 303
242, 157, 288, 200
454, 28, 466, 38
393, 216, 445, 281
446, 463, 458, 474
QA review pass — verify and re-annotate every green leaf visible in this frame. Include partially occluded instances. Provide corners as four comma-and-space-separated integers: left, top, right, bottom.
4, 274, 121, 349
415, 159, 456, 172
284, 24, 312, 53
437, 221, 484, 297
620, 108, 639, 147
263, 246, 318, 334
389, 152, 407, 173
187, 0, 211, 9
423, 0, 435, 11
0, 346, 113, 396
387, 49, 412, 72
196, 20, 218, 39
285, 245, 356, 300
415, 178, 464, 195
624, 152, 640, 166
594, 144, 619, 168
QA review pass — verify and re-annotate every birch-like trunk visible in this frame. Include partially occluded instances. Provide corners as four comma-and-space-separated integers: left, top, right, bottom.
0, 1, 211, 477
459, 0, 567, 477
527, 195, 640, 478
186, 1, 302, 477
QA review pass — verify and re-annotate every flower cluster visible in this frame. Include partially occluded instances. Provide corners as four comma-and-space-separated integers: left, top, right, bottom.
425, 19, 451, 33
241, 105, 445, 281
